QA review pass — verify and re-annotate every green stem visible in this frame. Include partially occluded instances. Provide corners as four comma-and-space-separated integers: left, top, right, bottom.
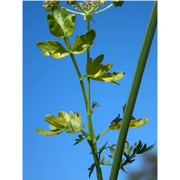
88, 141, 103, 180
86, 14, 103, 180
109, 2, 157, 180
86, 14, 95, 139
64, 37, 88, 110
96, 128, 110, 141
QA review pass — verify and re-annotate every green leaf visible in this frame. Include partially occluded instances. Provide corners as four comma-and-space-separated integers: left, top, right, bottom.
109, 117, 148, 130
133, 141, 143, 154
45, 114, 69, 128
36, 40, 69, 59
35, 128, 63, 136
74, 134, 85, 145
88, 163, 95, 178
63, 14, 76, 37
99, 142, 108, 159
71, 29, 96, 54
95, 72, 125, 85
86, 55, 112, 78
66, 124, 85, 134
50, 5, 76, 37
51, 6, 68, 29
69, 112, 82, 127
109, 123, 121, 130
85, 54, 124, 84
47, 14, 64, 38
49, 124, 59, 131
36, 111, 84, 136
137, 143, 155, 154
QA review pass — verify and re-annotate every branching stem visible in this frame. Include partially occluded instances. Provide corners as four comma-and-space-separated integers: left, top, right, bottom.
63, 37, 88, 110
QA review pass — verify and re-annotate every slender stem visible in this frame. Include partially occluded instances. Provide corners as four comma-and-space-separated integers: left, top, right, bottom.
64, 37, 88, 110
85, 14, 103, 180
96, 128, 110, 141
86, 15, 95, 139
94, 3, 113, 14
88, 141, 103, 180
109, 2, 157, 180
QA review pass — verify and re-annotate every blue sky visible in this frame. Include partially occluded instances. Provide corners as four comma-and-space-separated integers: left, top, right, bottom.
23, 1, 157, 180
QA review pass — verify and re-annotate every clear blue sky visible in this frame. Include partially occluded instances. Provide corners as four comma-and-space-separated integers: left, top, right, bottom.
23, 1, 157, 180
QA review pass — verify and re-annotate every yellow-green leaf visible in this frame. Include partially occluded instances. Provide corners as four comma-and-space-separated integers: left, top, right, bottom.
71, 29, 96, 54
36, 40, 69, 59
66, 124, 85, 134
69, 112, 82, 127
85, 54, 124, 85
129, 118, 149, 128
96, 72, 125, 85
86, 55, 113, 79
109, 118, 148, 130
47, 14, 64, 38
109, 123, 121, 130
35, 128, 63, 136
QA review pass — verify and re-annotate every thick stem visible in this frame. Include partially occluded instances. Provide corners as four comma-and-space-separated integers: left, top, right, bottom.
109, 2, 157, 180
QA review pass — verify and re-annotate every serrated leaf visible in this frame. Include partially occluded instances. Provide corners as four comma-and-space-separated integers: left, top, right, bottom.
36, 40, 69, 59
71, 29, 96, 54
36, 111, 84, 136
87, 58, 113, 79
86, 54, 124, 84
86, 55, 106, 76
